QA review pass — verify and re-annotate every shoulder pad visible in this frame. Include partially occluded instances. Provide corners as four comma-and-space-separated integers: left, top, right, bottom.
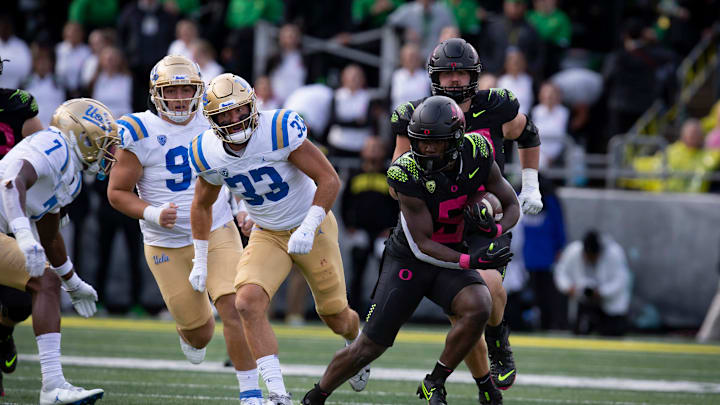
395, 153, 421, 177
485, 88, 519, 123
5, 89, 38, 117
117, 113, 150, 144
464, 133, 492, 159
391, 99, 423, 137
269, 109, 306, 151
388, 153, 421, 183
188, 131, 213, 173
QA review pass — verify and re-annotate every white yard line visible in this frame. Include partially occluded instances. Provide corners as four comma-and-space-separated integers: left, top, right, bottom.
18, 354, 720, 395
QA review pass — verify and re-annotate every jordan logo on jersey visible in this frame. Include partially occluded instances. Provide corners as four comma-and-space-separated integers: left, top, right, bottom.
153, 254, 170, 265
157, 135, 167, 146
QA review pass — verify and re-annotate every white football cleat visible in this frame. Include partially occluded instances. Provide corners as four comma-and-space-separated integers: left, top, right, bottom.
179, 335, 206, 364
266, 392, 292, 405
240, 397, 265, 405
348, 363, 371, 392
39, 382, 104, 405
240, 389, 264, 404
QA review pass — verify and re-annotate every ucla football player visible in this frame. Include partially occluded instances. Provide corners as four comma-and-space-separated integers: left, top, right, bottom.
189, 73, 368, 404
0, 98, 117, 404
106, 56, 258, 403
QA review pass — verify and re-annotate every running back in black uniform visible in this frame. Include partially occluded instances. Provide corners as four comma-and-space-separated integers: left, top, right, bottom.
363, 133, 498, 347
391, 88, 519, 175
0, 89, 39, 159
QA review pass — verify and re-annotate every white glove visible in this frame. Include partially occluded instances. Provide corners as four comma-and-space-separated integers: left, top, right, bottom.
189, 239, 208, 292
11, 217, 46, 277
61, 273, 98, 318
288, 205, 326, 255
518, 168, 543, 215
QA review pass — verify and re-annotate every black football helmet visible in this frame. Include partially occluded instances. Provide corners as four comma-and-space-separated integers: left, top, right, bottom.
427, 38, 482, 104
407, 95, 466, 173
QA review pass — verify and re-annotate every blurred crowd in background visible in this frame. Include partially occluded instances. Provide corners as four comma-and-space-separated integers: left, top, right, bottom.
2, 0, 720, 336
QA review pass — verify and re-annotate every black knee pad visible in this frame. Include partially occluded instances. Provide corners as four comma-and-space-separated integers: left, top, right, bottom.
0, 286, 32, 323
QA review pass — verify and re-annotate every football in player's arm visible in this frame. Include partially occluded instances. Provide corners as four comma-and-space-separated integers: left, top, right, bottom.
391, 38, 542, 216
302, 96, 517, 405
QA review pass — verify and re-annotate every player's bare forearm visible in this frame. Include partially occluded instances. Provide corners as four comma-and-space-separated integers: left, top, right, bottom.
312, 171, 340, 212
22, 116, 44, 138
191, 176, 220, 240
518, 145, 540, 170
485, 163, 520, 231
35, 213, 69, 270
504, 113, 540, 170
290, 140, 341, 211
107, 149, 147, 219
392, 135, 411, 162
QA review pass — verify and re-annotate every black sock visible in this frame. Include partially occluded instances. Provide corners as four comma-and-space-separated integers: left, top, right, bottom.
0, 325, 13, 341
485, 319, 504, 336
429, 361, 453, 384
474, 373, 492, 389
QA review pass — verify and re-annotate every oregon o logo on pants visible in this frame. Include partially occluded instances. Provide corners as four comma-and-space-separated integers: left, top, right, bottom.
398, 268, 413, 281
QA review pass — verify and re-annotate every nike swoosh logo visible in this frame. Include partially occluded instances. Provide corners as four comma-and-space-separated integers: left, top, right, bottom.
477, 226, 491, 233
473, 110, 486, 118
5, 354, 16, 368
498, 369, 515, 381
477, 258, 491, 263
469, 167, 479, 178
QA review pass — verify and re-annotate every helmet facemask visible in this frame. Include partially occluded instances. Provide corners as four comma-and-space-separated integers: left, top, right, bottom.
427, 38, 482, 104
149, 55, 205, 123
408, 131, 463, 174
429, 68, 480, 104
152, 83, 204, 123
203, 73, 259, 144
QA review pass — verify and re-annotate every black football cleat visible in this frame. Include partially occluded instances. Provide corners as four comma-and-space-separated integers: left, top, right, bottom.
477, 376, 503, 404
485, 319, 516, 390
0, 335, 17, 374
417, 375, 448, 405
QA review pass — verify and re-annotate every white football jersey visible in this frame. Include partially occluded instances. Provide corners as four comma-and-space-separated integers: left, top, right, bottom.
190, 109, 316, 231
118, 111, 232, 247
0, 128, 82, 233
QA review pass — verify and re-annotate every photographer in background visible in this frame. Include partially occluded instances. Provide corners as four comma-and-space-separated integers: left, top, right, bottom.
554, 230, 631, 336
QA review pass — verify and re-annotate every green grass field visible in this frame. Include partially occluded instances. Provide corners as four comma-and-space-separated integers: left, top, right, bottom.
5, 317, 720, 404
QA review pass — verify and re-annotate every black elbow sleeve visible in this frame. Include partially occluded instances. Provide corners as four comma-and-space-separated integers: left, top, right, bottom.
516, 114, 541, 149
